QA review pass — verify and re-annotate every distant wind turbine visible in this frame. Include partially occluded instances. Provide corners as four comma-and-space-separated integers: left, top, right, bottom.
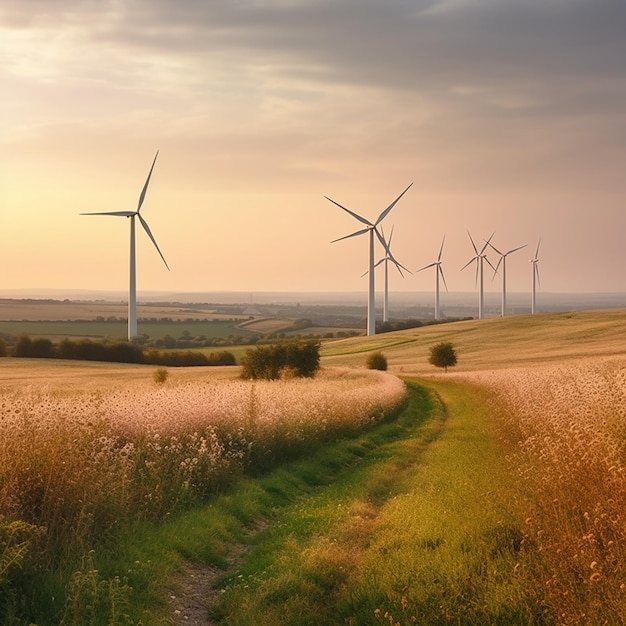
416, 236, 448, 321
326, 183, 413, 336
362, 226, 411, 323
530, 239, 541, 314
488, 240, 527, 317
81, 151, 169, 340
461, 231, 496, 320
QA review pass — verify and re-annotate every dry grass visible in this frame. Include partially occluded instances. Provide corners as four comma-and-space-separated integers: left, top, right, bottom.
322, 309, 626, 374
0, 365, 406, 576
236, 317, 297, 334
446, 356, 626, 623
0, 358, 239, 393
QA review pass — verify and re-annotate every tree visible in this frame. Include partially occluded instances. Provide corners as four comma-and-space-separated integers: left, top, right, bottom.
428, 342, 457, 372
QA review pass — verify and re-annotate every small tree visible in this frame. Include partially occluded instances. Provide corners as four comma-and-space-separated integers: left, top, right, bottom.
366, 351, 388, 371
428, 342, 457, 373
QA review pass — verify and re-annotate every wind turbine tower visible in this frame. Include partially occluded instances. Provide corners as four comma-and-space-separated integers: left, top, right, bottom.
364, 226, 410, 323
326, 184, 413, 336
530, 239, 541, 314
461, 231, 495, 320
81, 151, 169, 340
488, 240, 527, 316
416, 236, 448, 320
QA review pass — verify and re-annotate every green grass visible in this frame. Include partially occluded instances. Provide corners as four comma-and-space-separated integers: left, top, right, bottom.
79, 380, 536, 625
208, 380, 535, 625
0, 319, 257, 341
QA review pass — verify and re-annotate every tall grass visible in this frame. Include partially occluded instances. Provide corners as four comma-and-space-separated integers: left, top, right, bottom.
0, 367, 406, 624
460, 355, 626, 623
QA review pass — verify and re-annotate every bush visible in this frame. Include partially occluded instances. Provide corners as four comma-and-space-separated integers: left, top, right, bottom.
428, 342, 458, 372
0, 339, 6, 357
240, 340, 321, 380
153, 368, 169, 384
366, 351, 388, 371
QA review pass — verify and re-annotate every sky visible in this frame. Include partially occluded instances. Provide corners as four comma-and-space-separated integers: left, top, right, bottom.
2, 0, 625, 300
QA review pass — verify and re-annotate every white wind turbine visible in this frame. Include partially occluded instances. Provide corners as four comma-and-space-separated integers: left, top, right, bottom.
461, 231, 496, 320
530, 239, 541, 314
362, 226, 410, 323
417, 236, 448, 320
326, 183, 413, 336
488, 240, 527, 317
81, 151, 169, 340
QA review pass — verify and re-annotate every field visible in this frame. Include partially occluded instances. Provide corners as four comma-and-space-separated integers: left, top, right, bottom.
322, 308, 626, 373
1, 308, 626, 624
0, 300, 362, 341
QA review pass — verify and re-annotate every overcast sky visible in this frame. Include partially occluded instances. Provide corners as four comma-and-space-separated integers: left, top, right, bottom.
2, 0, 625, 301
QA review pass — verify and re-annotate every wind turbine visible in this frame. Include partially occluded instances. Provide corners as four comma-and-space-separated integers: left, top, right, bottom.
326, 183, 413, 336
362, 226, 410, 323
530, 239, 541, 314
416, 236, 448, 320
488, 240, 527, 316
81, 151, 169, 340
461, 231, 496, 320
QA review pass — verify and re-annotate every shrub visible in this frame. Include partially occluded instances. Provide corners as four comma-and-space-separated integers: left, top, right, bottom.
428, 342, 457, 372
366, 351, 388, 371
0, 339, 6, 357
240, 340, 320, 380
153, 368, 169, 384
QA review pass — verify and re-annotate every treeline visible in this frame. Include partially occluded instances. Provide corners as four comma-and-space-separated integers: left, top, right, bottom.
6, 336, 235, 367
376, 316, 472, 334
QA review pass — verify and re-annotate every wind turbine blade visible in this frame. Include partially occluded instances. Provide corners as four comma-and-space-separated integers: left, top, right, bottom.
387, 225, 394, 247
493, 256, 503, 276
487, 241, 503, 256
331, 227, 370, 243
416, 262, 436, 272
485, 256, 498, 273
535, 263, 541, 287
137, 151, 159, 213
390, 257, 407, 278
437, 235, 446, 262
460, 257, 476, 272
374, 183, 413, 226
80, 211, 136, 216
374, 227, 389, 251
361, 258, 385, 277
324, 196, 373, 227
137, 150, 159, 213
474, 263, 479, 288
439, 265, 449, 292
535, 238, 541, 258
138, 213, 170, 270
467, 230, 479, 255
480, 232, 495, 254
507, 244, 528, 256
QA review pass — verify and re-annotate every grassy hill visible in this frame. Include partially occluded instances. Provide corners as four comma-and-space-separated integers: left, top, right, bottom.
321, 309, 626, 374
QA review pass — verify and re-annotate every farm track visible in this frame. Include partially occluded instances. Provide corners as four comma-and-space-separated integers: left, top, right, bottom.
165, 382, 448, 624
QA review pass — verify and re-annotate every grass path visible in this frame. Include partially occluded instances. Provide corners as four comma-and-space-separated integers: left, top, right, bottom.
207, 379, 534, 625
110, 378, 535, 625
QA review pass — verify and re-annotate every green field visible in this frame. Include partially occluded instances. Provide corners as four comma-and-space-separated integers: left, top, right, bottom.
0, 319, 259, 341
